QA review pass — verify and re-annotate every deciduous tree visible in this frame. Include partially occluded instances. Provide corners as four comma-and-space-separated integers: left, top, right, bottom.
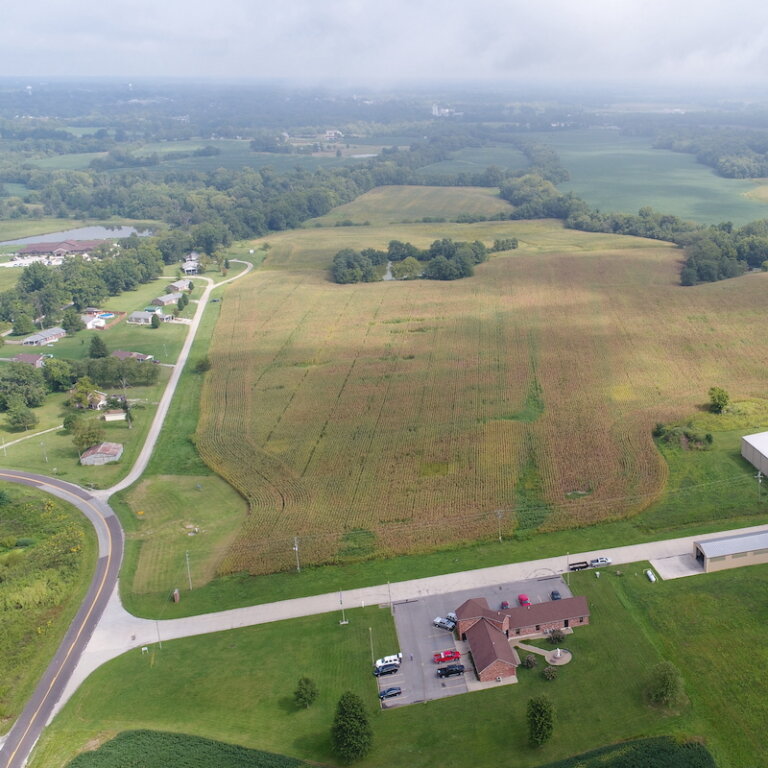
293, 677, 318, 709
708, 386, 729, 413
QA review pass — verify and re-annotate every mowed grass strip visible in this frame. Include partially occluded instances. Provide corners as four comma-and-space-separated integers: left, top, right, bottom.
193, 187, 768, 573
33, 574, 720, 768
125, 474, 247, 594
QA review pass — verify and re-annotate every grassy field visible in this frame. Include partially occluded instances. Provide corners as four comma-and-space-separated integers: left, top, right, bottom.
0, 483, 96, 732
531, 129, 768, 224
414, 145, 529, 178
312, 184, 513, 225
33, 563, 748, 768
187, 186, 768, 575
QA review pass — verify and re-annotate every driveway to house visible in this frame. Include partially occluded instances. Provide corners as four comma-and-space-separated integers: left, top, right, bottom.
102, 259, 252, 498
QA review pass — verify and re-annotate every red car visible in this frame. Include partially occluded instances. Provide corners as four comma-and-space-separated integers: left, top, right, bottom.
433, 649, 462, 664
518, 594, 531, 606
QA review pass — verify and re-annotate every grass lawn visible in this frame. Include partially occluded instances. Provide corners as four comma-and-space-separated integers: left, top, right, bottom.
124, 474, 247, 595
0, 483, 96, 732
32, 571, 718, 768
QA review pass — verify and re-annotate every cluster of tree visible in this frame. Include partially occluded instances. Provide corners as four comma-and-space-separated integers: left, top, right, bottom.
0, 236, 164, 328
652, 422, 713, 451
655, 128, 768, 178
679, 221, 768, 284
527, 695, 555, 747
331, 238, 488, 283
47, 356, 160, 392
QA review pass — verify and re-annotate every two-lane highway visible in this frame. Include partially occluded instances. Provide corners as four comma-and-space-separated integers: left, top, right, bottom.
0, 471, 122, 768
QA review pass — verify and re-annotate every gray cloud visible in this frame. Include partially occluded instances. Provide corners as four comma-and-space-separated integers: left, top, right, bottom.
2, 0, 768, 87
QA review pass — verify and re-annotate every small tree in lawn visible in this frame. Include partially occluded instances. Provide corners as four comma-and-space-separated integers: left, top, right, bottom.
293, 677, 318, 709
523, 654, 537, 669
647, 661, 684, 708
151, 313, 161, 329
89, 334, 109, 359
6, 399, 38, 431
708, 386, 729, 413
527, 695, 555, 747
73, 420, 106, 456
542, 666, 558, 681
331, 691, 372, 762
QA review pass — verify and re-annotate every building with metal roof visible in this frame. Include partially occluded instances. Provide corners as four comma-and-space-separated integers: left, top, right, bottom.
741, 431, 768, 476
694, 530, 768, 573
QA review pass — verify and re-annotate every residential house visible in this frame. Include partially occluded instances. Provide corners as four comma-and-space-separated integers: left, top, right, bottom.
81, 315, 106, 330
151, 292, 182, 307
167, 279, 192, 293
110, 349, 153, 362
12, 352, 45, 368
127, 310, 167, 325
181, 260, 199, 275
22, 327, 67, 346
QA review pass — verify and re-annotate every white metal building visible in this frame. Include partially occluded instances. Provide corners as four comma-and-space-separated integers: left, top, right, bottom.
694, 530, 768, 573
741, 431, 768, 475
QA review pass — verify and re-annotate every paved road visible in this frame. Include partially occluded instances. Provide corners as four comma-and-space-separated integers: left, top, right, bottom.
0, 260, 254, 767
0, 471, 122, 768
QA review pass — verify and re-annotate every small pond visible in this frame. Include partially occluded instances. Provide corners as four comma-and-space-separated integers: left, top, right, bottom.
0, 225, 152, 246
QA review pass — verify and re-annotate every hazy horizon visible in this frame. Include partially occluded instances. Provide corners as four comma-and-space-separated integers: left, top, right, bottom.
3, 0, 768, 91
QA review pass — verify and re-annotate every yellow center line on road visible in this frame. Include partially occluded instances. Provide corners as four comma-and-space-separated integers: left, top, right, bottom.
0, 472, 114, 768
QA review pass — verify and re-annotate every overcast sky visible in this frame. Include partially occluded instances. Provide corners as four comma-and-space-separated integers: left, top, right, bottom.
3, 0, 768, 88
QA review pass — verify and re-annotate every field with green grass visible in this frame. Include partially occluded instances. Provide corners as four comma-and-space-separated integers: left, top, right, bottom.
0, 483, 96, 732
531, 129, 768, 224
414, 145, 529, 179
312, 184, 513, 225
35, 562, 755, 768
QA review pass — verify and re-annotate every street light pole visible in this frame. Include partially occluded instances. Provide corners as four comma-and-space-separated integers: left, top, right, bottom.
496, 510, 504, 542
293, 536, 301, 572
185, 550, 192, 590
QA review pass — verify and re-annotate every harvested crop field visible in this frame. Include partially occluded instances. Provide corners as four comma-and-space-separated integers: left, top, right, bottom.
196, 190, 768, 574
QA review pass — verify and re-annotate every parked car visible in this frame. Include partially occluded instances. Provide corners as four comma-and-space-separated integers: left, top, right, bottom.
373, 664, 400, 677
437, 664, 465, 678
645, 569, 657, 583
433, 616, 456, 631
550, 590, 562, 600
379, 686, 402, 700
518, 594, 531, 606
568, 561, 590, 571
374, 653, 402, 668
446, 611, 458, 623
433, 649, 461, 664
500, 600, 510, 609
590, 556, 612, 567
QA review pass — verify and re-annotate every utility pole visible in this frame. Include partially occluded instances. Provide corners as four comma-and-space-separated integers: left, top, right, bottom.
40, 441, 48, 463
368, 626, 374, 664
339, 589, 348, 625
565, 552, 570, 587
293, 536, 301, 572
185, 550, 192, 590
496, 510, 504, 542
757, 471, 763, 503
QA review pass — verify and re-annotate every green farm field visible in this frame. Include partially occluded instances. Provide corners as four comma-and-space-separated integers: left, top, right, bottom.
35, 563, 757, 768
532, 129, 768, 224
414, 145, 529, 178
313, 184, 514, 225
191, 186, 768, 575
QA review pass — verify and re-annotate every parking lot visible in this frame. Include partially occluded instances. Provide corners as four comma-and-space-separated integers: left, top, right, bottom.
376, 574, 571, 707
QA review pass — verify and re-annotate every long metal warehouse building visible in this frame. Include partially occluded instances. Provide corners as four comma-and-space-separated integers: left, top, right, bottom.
694, 530, 768, 573
741, 431, 768, 475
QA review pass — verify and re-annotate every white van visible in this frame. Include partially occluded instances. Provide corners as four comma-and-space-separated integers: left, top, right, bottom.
374, 653, 402, 668
645, 569, 657, 583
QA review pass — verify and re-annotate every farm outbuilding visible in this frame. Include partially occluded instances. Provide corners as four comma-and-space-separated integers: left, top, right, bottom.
80, 442, 123, 466
741, 431, 768, 476
694, 530, 768, 573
